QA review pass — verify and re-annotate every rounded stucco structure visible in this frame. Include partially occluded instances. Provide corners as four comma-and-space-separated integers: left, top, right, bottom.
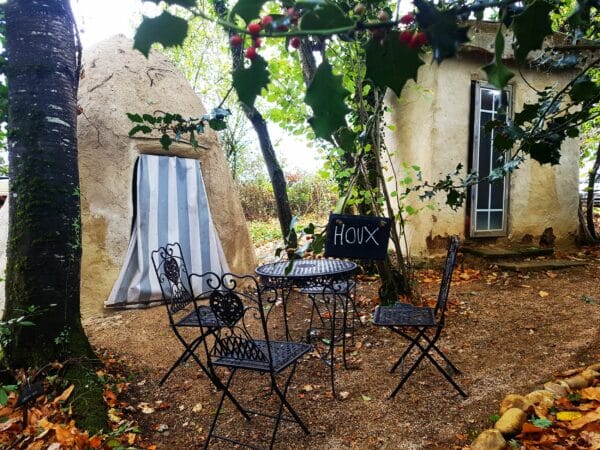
77, 35, 256, 315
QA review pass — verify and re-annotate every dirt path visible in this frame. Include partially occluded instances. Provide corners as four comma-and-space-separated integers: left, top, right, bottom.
83, 252, 600, 449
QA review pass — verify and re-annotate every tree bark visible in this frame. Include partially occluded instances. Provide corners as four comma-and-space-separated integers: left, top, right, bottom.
585, 141, 600, 240
4, 0, 106, 431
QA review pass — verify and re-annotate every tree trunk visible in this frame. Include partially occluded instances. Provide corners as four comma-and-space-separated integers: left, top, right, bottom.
213, 0, 293, 238
4, 0, 106, 431
585, 142, 600, 240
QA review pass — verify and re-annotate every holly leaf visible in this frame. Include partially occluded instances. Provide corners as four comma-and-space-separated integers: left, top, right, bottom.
524, 140, 561, 165
514, 103, 540, 126
232, 55, 270, 108
300, 2, 354, 30
160, 134, 172, 151
512, 1, 554, 64
570, 76, 600, 102
134, 11, 188, 57
483, 25, 514, 89
530, 417, 553, 428
414, 0, 469, 63
230, 0, 266, 24
365, 31, 424, 97
305, 62, 350, 142
147, 0, 197, 7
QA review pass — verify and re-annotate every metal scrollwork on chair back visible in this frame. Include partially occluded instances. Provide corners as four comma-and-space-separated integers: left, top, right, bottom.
210, 290, 244, 327
212, 335, 267, 362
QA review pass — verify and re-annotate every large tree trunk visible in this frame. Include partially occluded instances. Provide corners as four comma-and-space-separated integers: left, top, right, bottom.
584, 142, 600, 240
4, 0, 106, 431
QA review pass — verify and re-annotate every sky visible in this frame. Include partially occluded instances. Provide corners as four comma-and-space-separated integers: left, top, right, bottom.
69, 0, 320, 174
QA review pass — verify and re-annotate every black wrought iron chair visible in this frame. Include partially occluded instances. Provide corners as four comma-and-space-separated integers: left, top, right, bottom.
196, 272, 312, 449
151, 242, 223, 386
372, 236, 467, 399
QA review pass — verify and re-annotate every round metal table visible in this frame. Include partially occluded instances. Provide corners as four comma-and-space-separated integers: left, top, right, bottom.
256, 258, 358, 396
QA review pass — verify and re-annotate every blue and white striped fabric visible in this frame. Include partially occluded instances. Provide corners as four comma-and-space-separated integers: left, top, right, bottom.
106, 154, 229, 307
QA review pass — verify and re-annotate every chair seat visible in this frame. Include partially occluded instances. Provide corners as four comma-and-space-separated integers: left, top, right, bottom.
373, 303, 437, 327
212, 340, 312, 373
176, 305, 222, 328
300, 280, 356, 295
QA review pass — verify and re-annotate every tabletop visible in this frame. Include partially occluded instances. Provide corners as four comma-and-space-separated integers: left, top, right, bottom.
255, 258, 357, 288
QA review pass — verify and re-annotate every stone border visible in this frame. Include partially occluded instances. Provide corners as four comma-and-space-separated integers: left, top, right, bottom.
469, 362, 600, 449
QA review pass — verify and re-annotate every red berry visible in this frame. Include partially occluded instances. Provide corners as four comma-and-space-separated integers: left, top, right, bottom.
400, 12, 415, 24
247, 22, 262, 35
409, 31, 427, 48
276, 24, 289, 32
399, 30, 412, 45
245, 46, 258, 59
377, 10, 390, 21
229, 34, 243, 47
290, 36, 301, 49
261, 15, 273, 26
254, 37, 262, 48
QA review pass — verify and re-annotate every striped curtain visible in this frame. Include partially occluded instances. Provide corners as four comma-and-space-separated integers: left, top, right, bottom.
106, 154, 229, 307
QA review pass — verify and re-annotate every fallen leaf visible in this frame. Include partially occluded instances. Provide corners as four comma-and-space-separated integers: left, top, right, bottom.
545, 271, 558, 279
53, 384, 75, 404
192, 402, 203, 413
556, 411, 583, 421
539, 291, 549, 298
568, 408, 600, 430
339, 391, 350, 400
302, 385, 314, 392
361, 394, 371, 401
138, 402, 155, 414
581, 387, 600, 402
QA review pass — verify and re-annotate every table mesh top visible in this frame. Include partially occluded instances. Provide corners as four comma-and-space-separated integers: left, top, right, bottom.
255, 259, 356, 279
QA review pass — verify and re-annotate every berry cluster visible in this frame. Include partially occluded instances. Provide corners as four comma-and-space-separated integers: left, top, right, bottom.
228, 8, 303, 61
352, 4, 427, 50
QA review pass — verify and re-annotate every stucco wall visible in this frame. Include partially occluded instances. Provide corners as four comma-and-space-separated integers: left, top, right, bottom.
385, 54, 579, 256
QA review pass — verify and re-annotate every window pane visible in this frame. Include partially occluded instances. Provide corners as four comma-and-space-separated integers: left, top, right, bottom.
481, 89, 494, 110
490, 211, 503, 230
477, 181, 490, 208
476, 211, 489, 230
490, 180, 504, 209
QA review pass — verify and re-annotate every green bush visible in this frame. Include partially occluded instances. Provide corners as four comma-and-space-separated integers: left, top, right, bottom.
237, 173, 337, 221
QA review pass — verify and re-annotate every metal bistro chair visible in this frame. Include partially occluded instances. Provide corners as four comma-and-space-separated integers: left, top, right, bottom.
373, 236, 467, 399
151, 243, 224, 386
196, 272, 312, 449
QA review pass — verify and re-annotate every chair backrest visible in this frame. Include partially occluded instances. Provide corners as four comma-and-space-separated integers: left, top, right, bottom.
195, 273, 278, 371
434, 236, 460, 321
151, 243, 194, 318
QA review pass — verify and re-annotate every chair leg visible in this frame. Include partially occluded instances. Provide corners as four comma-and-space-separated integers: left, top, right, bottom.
271, 363, 310, 436
388, 331, 467, 399
205, 368, 251, 449
159, 335, 203, 386
388, 327, 428, 373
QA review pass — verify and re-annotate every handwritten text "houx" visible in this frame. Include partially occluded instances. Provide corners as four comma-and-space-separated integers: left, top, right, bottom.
333, 223, 380, 246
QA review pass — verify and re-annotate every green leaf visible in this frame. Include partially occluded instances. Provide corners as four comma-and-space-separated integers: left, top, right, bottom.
365, 31, 424, 97
524, 140, 561, 165
134, 11, 189, 57
482, 27, 514, 89
512, 1, 554, 64
0, 389, 7, 406
230, 0, 266, 24
299, 2, 354, 30
337, 127, 356, 153
147, 0, 197, 7
208, 118, 227, 131
128, 125, 152, 137
530, 417, 553, 428
142, 114, 156, 124
514, 103, 540, 126
127, 113, 143, 123
160, 134, 173, 151
305, 62, 350, 142
570, 77, 600, 102
233, 55, 270, 108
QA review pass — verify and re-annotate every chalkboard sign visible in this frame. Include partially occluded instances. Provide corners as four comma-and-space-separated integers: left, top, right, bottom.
324, 214, 392, 260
